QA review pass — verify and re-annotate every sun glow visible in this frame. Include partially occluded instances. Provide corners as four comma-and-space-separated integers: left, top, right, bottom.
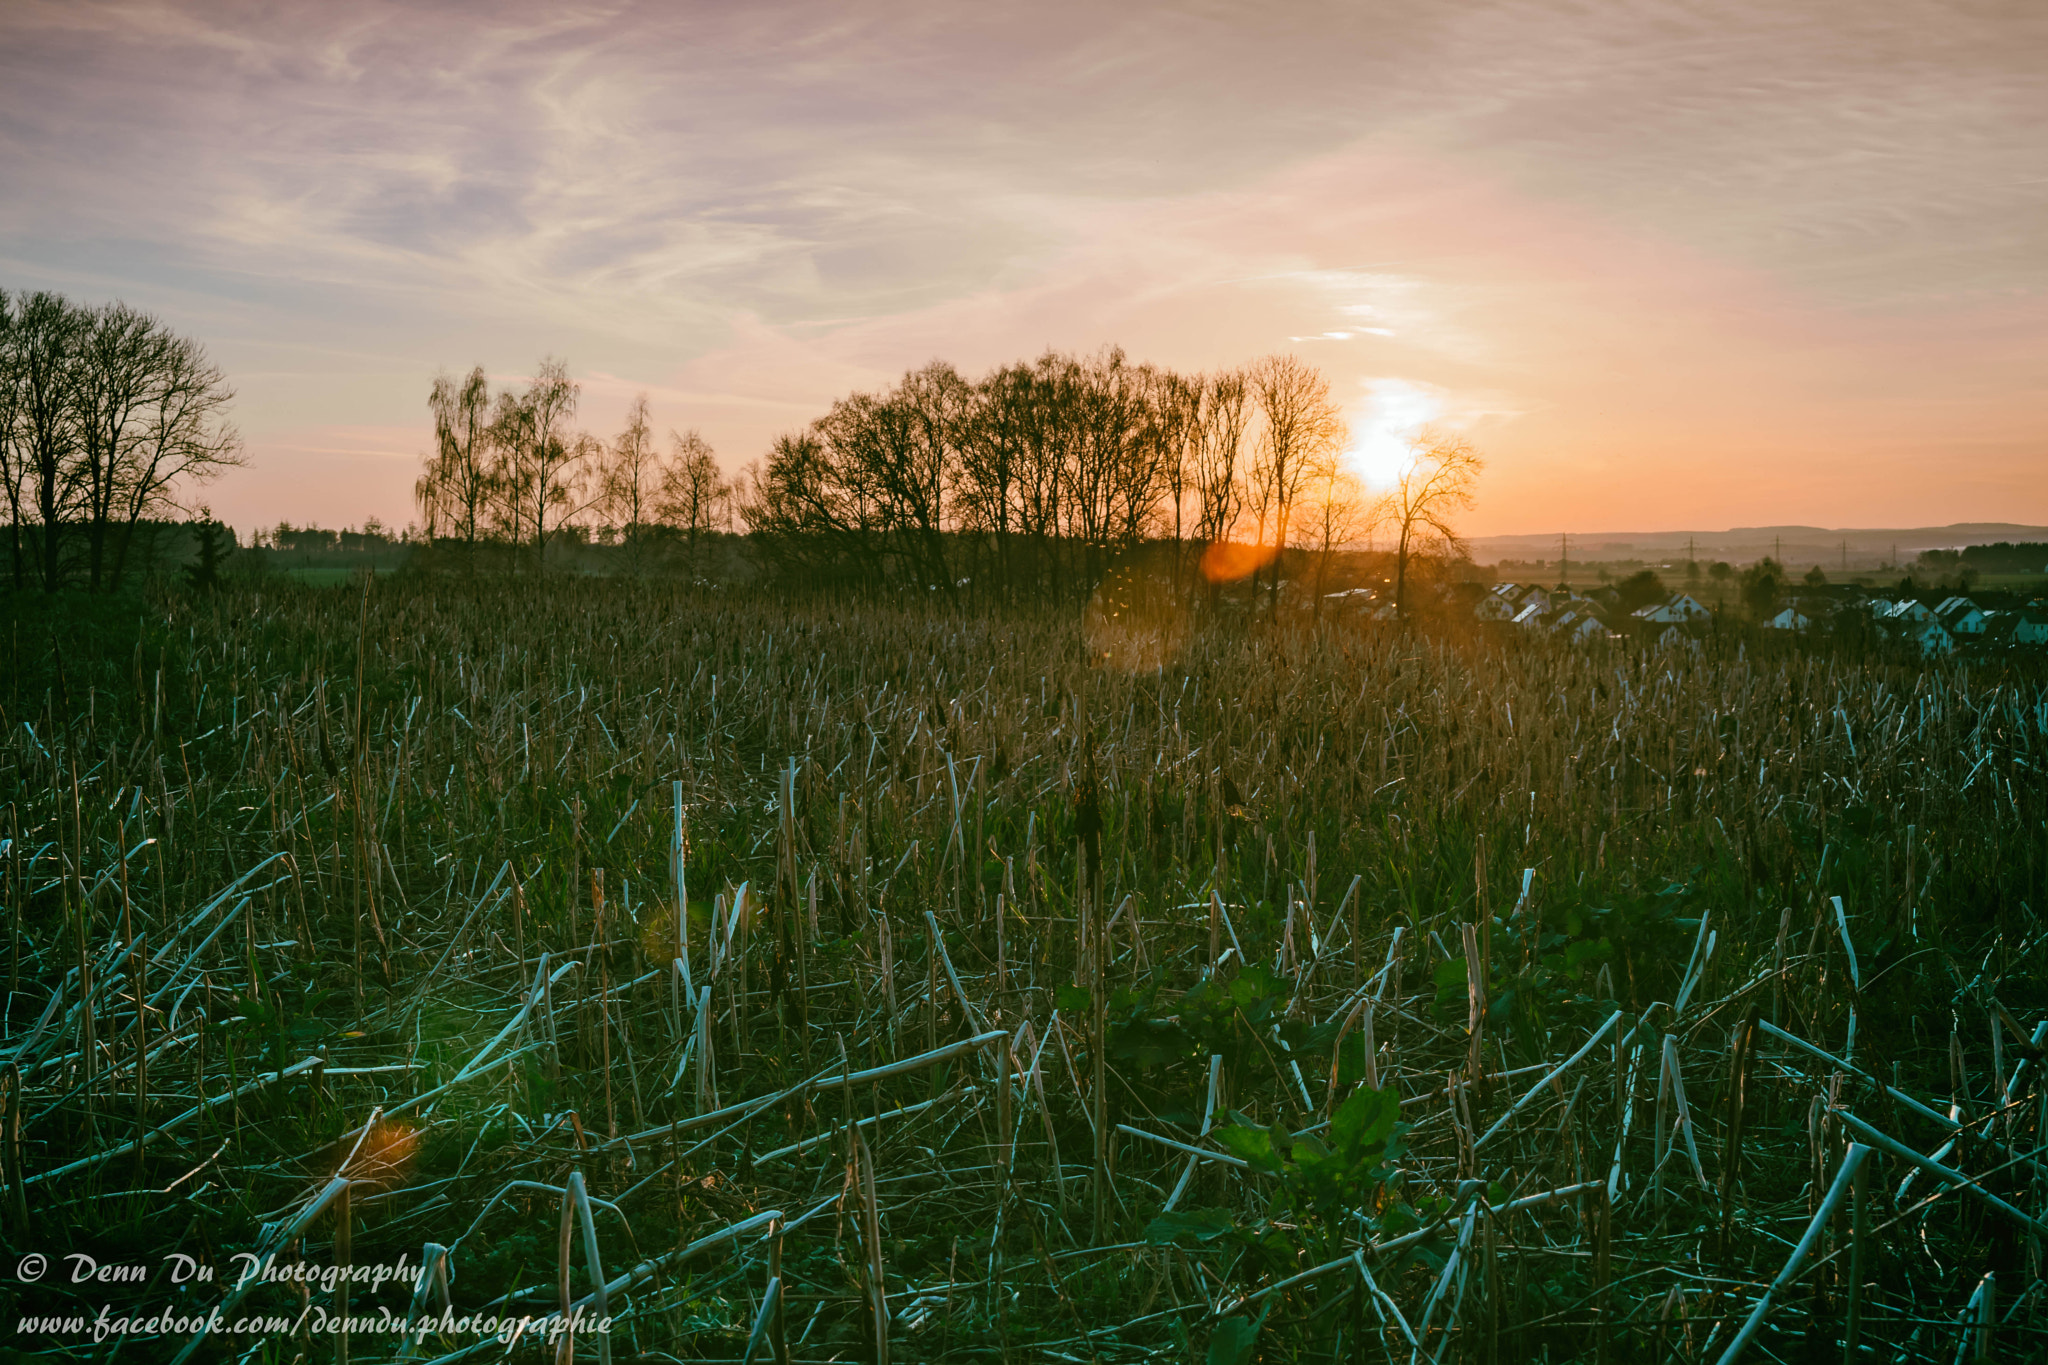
1343, 378, 1443, 489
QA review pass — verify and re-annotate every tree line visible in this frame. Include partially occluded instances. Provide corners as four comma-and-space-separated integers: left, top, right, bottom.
413, 360, 733, 574
740, 346, 1482, 612
0, 290, 240, 591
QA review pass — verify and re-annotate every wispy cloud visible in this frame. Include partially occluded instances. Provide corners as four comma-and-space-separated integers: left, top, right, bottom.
2, 0, 2043, 534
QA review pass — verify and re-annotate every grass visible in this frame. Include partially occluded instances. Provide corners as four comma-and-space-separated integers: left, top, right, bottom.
2, 572, 2044, 1363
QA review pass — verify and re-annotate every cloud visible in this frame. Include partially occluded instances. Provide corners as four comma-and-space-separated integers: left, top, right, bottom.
4, 0, 2044, 536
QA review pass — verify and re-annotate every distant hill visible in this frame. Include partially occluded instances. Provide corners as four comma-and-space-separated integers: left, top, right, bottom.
1468, 523, 2048, 570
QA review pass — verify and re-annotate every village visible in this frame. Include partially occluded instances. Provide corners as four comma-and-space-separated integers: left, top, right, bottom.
1458, 573, 2048, 655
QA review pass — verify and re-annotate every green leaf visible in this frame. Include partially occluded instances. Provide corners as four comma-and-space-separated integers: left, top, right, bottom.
1229, 964, 1279, 1007
1143, 1209, 1236, 1245
1208, 1310, 1267, 1365
1564, 937, 1612, 972
1111, 1017, 1195, 1069
1210, 1124, 1281, 1173
1336, 1030, 1374, 1086
1055, 983, 1092, 1014
1328, 1084, 1400, 1157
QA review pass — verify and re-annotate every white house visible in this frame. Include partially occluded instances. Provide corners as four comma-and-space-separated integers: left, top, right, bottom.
1894, 618, 1953, 656
2011, 612, 2048, 646
1766, 607, 1812, 631
1474, 593, 1516, 622
1632, 593, 1712, 624
1511, 602, 1547, 628
1866, 598, 1894, 617
1934, 597, 1987, 634
1551, 610, 1610, 643
1885, 599, 1935, 624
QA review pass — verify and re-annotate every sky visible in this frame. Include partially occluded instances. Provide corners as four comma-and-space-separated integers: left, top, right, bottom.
2, 0, 2043, 537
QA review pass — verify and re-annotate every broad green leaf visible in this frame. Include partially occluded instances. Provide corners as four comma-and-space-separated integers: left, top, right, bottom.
1329, 1083, 1400, 1155
1208, 1311, 1266, 1365
1210, 1123, 1280, 1172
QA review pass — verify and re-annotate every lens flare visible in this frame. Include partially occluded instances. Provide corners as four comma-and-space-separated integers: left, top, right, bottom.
344, 1119, 420, 1187
1198, 539, 1278, 584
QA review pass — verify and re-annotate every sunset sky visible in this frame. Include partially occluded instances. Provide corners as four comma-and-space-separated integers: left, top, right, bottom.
4, 1, 2043, 537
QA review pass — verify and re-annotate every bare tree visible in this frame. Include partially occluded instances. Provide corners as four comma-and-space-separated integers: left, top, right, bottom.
1248, 354, 1345, 613
74, 302, 165, 589
105, 331, 240, 588
0, 291, 238, 591
1064, 347, 1161, 587
416, 365, 494, 552
1151, 370, 1202, 592
597, 394, 664, 571
1191, 368, 1250, 605
12, 291, 86, 591
1010, 352, 1078, 600
738, 429, 887, 587
656, 428, 731, 577
1295, 447, 1379, 614
0, 292, 26, 589
891, 361, 972, 595
1385, 433, 1484, 620
488, 358, 584, 566
956, 361, 1035, 600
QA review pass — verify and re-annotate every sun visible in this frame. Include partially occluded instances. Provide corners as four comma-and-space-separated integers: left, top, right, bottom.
1342, 378, 1443, 490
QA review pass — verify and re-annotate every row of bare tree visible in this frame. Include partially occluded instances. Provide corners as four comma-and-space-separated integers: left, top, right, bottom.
0, 290, 241, 591
414, 360, 732, 571
410, 348, 1482, 610
743, 347, 1481, 612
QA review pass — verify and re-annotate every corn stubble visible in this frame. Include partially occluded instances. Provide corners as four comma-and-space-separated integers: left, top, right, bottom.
4, 575, 2046, 1363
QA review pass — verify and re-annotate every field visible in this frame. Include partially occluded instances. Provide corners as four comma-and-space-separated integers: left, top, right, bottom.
4, 576, 2046, 1363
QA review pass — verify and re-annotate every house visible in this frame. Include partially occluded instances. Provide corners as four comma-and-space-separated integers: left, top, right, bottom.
1865, 598, 1894, 617
1511, 602, 1548, 628
1550, 609, 1611, 644
1474, 593, 1516, 622
1885, 599, 1935, 625
1888, 617, 1953, 656
1766, 607, 1812, 631
1631, 593, 1712, 625
1934, 597, 1987, 634
2008, 611, 2048, 646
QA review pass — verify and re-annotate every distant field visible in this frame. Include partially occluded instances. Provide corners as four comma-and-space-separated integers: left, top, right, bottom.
272, 566, 365, 586
9, 579, 2045, 1362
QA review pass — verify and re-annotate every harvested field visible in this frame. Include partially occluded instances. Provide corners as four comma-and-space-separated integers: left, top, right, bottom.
5, 577, 2045, 1363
